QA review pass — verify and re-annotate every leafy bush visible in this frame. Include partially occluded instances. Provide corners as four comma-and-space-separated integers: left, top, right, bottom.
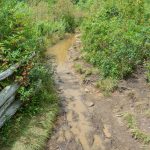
19, 61, 56, 112
49, 0, 76, 32
0, 0, 51, 102
0, 0, 41, 71
76, 0, 94, 9
81, 0, 150, 79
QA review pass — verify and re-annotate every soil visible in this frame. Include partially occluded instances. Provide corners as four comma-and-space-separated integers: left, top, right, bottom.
46, 33, 150, 150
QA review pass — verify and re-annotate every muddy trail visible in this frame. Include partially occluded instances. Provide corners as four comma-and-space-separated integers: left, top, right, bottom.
46, 34, 150, 150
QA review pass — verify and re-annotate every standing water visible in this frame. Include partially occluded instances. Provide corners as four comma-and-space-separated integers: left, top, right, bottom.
46, 34, 105, 150
46, 35, 75, 65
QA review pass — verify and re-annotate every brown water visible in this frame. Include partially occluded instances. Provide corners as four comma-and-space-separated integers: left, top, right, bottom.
46, 35, 75, 65
46, 34, 105, 150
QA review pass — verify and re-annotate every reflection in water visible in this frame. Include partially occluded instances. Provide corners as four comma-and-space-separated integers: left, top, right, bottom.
46, 35, 75, 65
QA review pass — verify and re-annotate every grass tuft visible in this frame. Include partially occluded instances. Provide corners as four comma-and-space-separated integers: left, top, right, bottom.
96, 78, 118, 95
144, 109, 150, 118
74, 63, 86, 74
123, 113, 150, 144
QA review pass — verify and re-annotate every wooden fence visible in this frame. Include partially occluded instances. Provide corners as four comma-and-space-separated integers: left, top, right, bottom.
0, 52, 35, 128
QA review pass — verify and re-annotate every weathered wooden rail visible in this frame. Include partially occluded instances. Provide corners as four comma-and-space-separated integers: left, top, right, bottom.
0, 52, 35, 128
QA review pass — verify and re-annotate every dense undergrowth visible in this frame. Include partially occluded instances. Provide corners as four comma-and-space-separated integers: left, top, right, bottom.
0, 1, 40, 71
81, 0, 150, 80
0, 60, 58, 150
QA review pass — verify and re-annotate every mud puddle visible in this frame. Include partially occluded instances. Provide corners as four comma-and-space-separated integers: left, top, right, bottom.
46, 35, 106, 150
46, 35, 75, 65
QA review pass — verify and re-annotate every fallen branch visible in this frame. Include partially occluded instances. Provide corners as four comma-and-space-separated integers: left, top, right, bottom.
0, 64, 20, 81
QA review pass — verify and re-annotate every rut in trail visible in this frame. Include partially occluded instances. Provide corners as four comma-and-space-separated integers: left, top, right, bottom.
46, 35, 105, 150
46, 34, 149, 150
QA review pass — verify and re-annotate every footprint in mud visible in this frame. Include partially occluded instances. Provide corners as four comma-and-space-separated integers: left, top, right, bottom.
66, 97, 105, 150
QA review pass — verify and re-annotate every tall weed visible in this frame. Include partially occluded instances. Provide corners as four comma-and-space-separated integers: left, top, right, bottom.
81, 0, 150, 79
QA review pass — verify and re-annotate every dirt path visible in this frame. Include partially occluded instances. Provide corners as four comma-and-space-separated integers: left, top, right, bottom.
46, 34, 150, 150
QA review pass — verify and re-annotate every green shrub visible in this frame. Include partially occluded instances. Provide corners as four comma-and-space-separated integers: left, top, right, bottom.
0, 0, 41, 71
76, 0, 94, 9
96, 78, 118, 94
81, 0, 150, 79
49, 0, 76, 32
19, 61, 56, 111
0, 0, 51, 103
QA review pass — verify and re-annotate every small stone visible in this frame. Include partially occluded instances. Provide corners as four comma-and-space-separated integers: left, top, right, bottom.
85, 88, 89, 93
116, 114, 123, 117
58, 79, 64, 83
75, 34, 81, 38
58, 87, 63, 91
57, 91, 62, 94
66, 72, 71, 74
103, 125, 111, 138
86, 101, 94, 107
73, 57, 79, 61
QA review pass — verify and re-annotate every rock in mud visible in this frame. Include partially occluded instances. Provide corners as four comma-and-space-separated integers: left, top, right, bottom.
85, 101, 95, 107
103, 125, 111, 138
58, 78, 64, 83
73, 57, 79, 61
85, 88, 90, 93
75, 34, 81, 38
66, 71, 71, 75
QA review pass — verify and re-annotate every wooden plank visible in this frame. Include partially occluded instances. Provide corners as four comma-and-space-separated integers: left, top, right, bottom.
0, 84, 19, 107
0, 95, 15, 118
0, 52, 36, 128
0, 52, 36, 81
0, 63, 20, 81
0, 100, 22, 128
